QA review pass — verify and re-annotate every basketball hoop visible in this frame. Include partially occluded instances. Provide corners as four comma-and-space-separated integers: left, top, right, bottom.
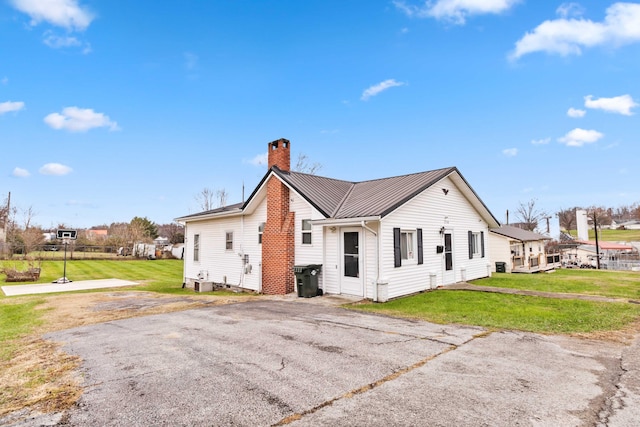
53, 229, 77, 284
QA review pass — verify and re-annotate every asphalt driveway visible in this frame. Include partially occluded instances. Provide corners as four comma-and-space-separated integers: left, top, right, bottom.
39, 299, 639, 426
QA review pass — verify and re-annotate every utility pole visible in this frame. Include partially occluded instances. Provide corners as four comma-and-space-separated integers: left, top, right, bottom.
593, 211, 601, 270
2, 191, 9, 242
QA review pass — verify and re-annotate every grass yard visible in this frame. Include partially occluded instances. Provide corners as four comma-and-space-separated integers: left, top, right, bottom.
568, 228, 640, 241
353, 269, 640, 335
1, 258, 189, 294
473, 269, 640, 300
354, 290, 640, 334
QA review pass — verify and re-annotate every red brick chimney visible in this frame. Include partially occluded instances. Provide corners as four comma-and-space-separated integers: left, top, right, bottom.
267, 138, 290, 171
262, 138, 295, 295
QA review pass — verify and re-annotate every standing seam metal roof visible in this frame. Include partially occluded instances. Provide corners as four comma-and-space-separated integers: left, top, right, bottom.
178, 165, 497, 225
275, 167, 456, 219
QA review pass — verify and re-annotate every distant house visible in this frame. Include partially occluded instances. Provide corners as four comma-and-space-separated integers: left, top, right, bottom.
86, 229, 108, 240
42, 232, 57, 242
154, 236, 170, 247
489, 225, 559, 273
176, 138, 500, 301
613, 220, 640, 230
570, 240, 636, 269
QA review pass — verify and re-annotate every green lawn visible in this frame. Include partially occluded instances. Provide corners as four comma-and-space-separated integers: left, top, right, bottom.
353, 290, 640, 334
568, 228, 640, 241
473, 270, 640, 300
1, 259, 189, 295
353, 269, 640, 334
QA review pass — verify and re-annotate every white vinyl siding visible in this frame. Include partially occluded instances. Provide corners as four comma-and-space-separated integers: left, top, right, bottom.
381, 175, 491, 299
291, 194, 323, 266
182, 199, 267, 292
322, 228, 340, 295
489, 232, 513, 273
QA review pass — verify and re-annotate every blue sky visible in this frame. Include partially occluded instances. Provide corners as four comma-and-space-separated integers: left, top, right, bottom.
1, 0, 639, 230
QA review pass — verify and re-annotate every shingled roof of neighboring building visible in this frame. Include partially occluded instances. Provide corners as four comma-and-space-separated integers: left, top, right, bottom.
490, 225, 551, 242
175, 202, 243, 221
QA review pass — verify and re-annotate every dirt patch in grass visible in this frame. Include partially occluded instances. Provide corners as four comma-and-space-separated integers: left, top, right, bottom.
0, 291, 256, 419
572, 318, 640, 345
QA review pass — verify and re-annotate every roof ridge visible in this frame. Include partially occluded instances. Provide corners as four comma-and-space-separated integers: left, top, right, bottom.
288, 169, 355, 185
351, 166, 455, 185
330, 182, 357, 217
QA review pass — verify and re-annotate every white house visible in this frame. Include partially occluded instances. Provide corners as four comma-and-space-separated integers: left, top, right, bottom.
175, 138, 500, 301
489, 225, 558, 273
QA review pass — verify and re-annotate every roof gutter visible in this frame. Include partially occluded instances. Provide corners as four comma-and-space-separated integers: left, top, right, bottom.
311, 216, 380, 226
175, 209, 243, 224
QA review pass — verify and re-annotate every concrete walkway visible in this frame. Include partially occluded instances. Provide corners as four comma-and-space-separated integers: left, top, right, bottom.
1, 278, 139, 297
444, 282, 638, 304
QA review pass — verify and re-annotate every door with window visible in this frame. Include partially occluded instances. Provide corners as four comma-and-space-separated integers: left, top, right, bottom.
443, 232, 455, 284
341, 228, 363, 296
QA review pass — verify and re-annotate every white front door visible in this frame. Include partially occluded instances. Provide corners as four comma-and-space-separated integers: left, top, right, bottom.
340, 228, 363, 296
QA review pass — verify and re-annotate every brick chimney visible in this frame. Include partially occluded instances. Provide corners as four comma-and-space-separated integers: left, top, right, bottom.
262, 138, 295, 295
267, 138, 290, 171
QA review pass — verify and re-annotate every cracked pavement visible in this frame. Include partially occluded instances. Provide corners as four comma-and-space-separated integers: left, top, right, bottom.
21, 299, 640, 426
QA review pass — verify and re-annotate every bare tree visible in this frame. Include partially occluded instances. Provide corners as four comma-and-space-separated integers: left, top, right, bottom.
216, 188, 228, 208
557, 207, 577, 231
195, 188, 216, 211
294, 153, 323, 175
586, 206, 612, 227
157, 222, 185, 244
515, 199, 548, 232
195, 187, 229, 211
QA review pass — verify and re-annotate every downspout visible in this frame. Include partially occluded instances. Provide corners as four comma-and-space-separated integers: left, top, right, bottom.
322, 226, 327, 294
182, 222, 187, 288
239, 214, 245, 289
361, 221, 379, 302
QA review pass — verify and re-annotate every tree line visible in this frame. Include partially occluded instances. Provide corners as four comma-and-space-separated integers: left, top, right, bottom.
0, 194, 184, 257
511, 198, 640, 233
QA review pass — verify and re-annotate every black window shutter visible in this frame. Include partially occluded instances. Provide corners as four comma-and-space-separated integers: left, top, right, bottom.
393, 228, 401, 268
417, 228, 423, 265
481, 231, 485, 258
468, 230, 473, 259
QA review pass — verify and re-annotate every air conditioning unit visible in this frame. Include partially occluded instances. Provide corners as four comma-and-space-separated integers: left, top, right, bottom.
194, 281, 213, 292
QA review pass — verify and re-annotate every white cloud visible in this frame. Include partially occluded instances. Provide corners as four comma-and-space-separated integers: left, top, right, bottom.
394, 0, 520, 25
361, 79, 405, 101
502, 148, 518, 157
0, 101, 25, 114
43, 32, 80, 48
12, 167, 30, 178
531, 137, 551, 145
10, 0, 94, 31
511, 2, 640, 60
556, 2, 584, 19
584, 94, 637, 115
44, 107, 119, 132
558, 128, 604, 147
39, 163, 72, 176
567, 107, 586, 118
245, 152, 268, 166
